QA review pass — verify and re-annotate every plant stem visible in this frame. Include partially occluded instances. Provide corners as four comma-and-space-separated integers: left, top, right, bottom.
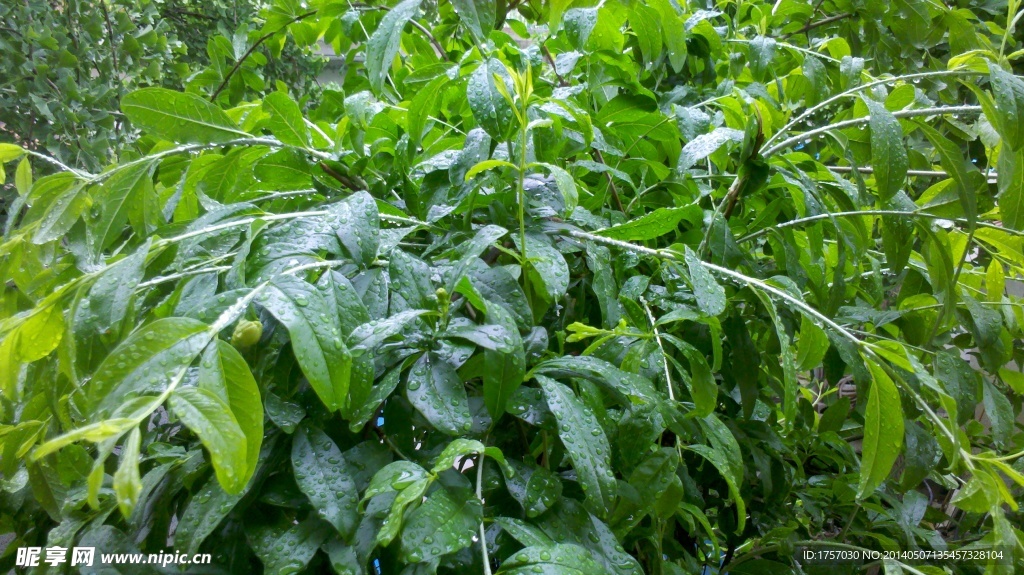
476, 450, 492, 575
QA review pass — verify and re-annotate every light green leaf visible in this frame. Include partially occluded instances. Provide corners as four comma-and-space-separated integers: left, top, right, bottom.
863, 97, 907, 203
366, 0, 424, 93
595, 206, 700, 241
198, 340, 263, 487
857, 358, 904, 499
536, 375, 617, 517
170, 386, 248, 494
121, 88, 248, 144
917, 122, 981, 226
263, 92, 309, 147
0, 143, 25, 163
465, 159, 519, 180
29, 175, 89, 244
112, 427, 142, 519
15, 157, 31, 197
88, 159, 157, 253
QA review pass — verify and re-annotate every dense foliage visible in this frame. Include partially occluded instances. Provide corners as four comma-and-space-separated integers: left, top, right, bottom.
2, 0, 1024, 574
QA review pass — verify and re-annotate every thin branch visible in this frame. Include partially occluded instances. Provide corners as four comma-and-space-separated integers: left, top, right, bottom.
782, 12, 855, 39
762, 105, 983, 157
827, 165, 999, 181
211, 10, 318, 101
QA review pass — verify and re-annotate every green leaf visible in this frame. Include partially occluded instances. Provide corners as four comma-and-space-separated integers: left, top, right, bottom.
389, 249, 435, 311
675, 340, 717, 417
532, 355, 660, 406
534, 163, 579, 216
121, 88, 247, 144
407, 352, 472, 435
496, 543, 613, 575
197, 340, 263, 487
88, 159, 157, 253
0, 143, 25, 163
349, 309, 429, 351
997, 146, 1024, 231
29, 176, 89, 244
247, 515, 329, 575
504, 460, 563, 517
15, 157, 31, 197
796, 315, 829, 371
452, 0, 496, 42
75, 241, 149, 335
988, 65, 1024, 151
407, 75, 448, 148
400, 485, 481, 563
330, 191, 380, 268
482, 302, 526, 420
857, 358, 904, 499
536, 375, 617, 517
366, 0, 424, 93
748, 36, 776, 82
595, 206, 700, 241
174, 476, 244, 555
89, 317, 211, 414
684, 247, 726, 316
113, 427, 142, 518
916, 122, 981, 226
259, 275, 351, 411
444, 320, 515, 352
982, 379, 1014, 448
170, 386, 248, 494
519, 235, 570, 303
291, 424, 359, 538
263, 91, 309, 147
364, 461, 430, 501
863, 97, 907, 203
468, 58, 515, 139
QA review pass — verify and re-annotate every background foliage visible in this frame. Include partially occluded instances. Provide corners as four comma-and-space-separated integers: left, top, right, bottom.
2, 0, 1024, 574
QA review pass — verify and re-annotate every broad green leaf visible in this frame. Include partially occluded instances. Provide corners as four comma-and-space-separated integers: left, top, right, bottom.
75, 240, 149, 335
534, 163, 578, 216
197, 340, 263, 486
989, 65, 1024, 151
112, 427, 142, 518
536, 375, 617, 517
89, 317, 211, 414
465, 159, 518, 180
504, 459, 563, 517
443, 320, 515, 352
15, 157, 31, 197
121, 88, 247, 144
748, 36, 776, 82
518, 235, 570, 303
679, 128, 743, 171
407, 352, 472, 435
0, 143, 24, 163
366, 0, 424, 93
347, 367, 402, 431
263, 91, 309, 147
982, 379, 1014, 448
247, 515, 329, 575
796, 315, 829, 371
364, 461, 430, 501
11, 302, 65, 364
997, 146, 1024, 231
330, 191, 379, 268
292, 424, 359, 538
482, 302, 525, 420
533, 355, 660, 406
389, 249, 435, 311
863, 97, 907, 203
595, 206, 700, 241
29, 174, 89, 244
917, 122, 981, 226
684, 247, 726, 316
496, 543, 613, 575
170, 386, 248, 494
468, 58, 515, 139
349, 309, 429, 351
452, 0, 496, 41
259, 275, 351, 411
857, 358, 904, 499
675, 339, 717, 417
89, 159, 157, 253
407, 75, 448, 148
628, 448, 678, 518
400, 486, 481, 563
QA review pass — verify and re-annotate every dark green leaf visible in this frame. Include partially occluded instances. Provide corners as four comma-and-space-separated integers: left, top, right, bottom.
170, 386, 248, 494
366, 0, 424, 93
407, 352, 472, 435
292, 424, 359, 538
863, 97, 907, 203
